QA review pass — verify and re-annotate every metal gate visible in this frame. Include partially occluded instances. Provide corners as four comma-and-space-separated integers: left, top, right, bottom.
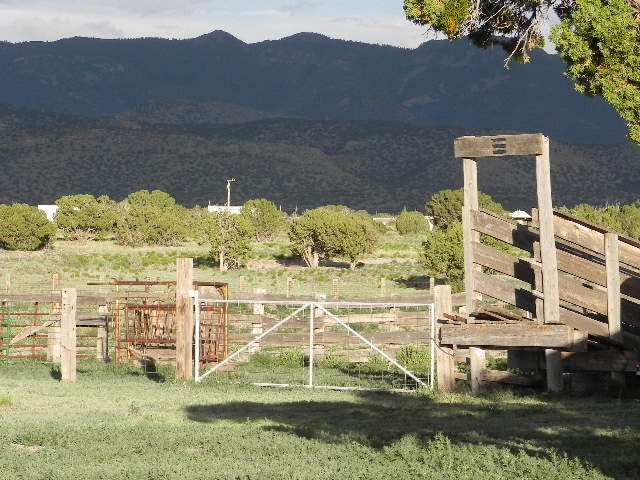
194, 298, 435, 391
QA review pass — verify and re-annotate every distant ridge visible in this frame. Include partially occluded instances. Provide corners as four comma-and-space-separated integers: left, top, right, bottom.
0, 102, 637, 211
0, 32, 629, 144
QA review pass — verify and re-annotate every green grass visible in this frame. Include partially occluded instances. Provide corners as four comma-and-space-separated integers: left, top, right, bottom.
1, 359, 639, 479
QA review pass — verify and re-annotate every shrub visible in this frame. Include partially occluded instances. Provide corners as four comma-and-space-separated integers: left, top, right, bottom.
55, 194, 118, 241
395, 209, 429, 235
0, 204, 56, 251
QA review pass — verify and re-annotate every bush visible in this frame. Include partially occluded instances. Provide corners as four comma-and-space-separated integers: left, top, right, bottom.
0, 204, 56, 251
395, 209, 429, 235
114, 190, 188, 246
55, 194, 117, 241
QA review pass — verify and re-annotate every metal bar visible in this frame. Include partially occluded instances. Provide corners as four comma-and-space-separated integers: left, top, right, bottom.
196, 303, 310, 383
309, 304, 314, 388
198, 298, 434, 308
316, 304, 428, 388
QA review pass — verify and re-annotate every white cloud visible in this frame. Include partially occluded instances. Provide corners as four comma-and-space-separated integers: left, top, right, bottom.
0, 1, 430, 48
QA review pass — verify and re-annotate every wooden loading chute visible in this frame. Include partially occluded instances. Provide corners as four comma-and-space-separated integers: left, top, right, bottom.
437, 133, 640, 393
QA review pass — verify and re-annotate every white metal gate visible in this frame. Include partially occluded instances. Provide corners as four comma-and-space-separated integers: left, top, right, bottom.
194, 297, 435, 391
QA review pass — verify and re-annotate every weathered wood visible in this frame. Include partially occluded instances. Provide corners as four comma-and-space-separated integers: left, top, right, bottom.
472, 242, 535, 285
536, 138, 560, 325
482, 369, 534, 386
96, 325, 108, 361
469, 347, 487, 393
454, 134, 545, 158
545, 349, 563, 393
434, 285, 455, 393
561, 350, 636, 372
471, 210, 536, 253
60, 289, 77, 383
175, 258, 194, 379
472, 270, 536, 314
606, 233, 622, 342
440, 323, 587, 350
557, 306, 610, 338
553, 210, 640, 268
463, 157, 480, 318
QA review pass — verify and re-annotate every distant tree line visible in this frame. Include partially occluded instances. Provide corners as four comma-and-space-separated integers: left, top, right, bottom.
2, 189, 637, 284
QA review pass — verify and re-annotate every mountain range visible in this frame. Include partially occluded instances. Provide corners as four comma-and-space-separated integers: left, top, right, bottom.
0, 31, 637, 212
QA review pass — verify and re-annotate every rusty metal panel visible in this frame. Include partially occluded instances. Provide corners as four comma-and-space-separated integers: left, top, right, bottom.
454, 134, 546, 158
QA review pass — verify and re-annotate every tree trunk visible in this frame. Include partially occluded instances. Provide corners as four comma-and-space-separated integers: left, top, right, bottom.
219, 251, 228, 272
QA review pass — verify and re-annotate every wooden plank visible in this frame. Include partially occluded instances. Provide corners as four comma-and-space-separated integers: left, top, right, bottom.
606, 233, 622, 342
440, 323, 586, 349
434, 285, 455, 393
472, 270, 536, 313
472, 242, 535, 285
561, 350, 636, 372
454, 134, 545, 158
175, 258, 193, 379
232, 331, 430, 346
536, 138, 560, 325
471, 210, 536, 253
482, 369, 534, 386
557, 306, 610, 338
553, 214, 605, 255
60, 289, 77, 383
463, 157, 480, 318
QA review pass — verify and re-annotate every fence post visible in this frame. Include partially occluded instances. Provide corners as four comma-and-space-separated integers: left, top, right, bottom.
175, 258, 194, 379
286, 277, 293, 298
469, 347, 486, 394
60, 288, 77, 383
434, 285, 455, 392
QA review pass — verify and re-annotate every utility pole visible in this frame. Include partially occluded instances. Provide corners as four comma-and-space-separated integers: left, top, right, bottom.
226, 178, 236, 208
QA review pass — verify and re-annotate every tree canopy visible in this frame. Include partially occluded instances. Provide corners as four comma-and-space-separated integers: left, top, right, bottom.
55, 194, 118, 241
0, 204, 56, 251
404, 0, 640, 143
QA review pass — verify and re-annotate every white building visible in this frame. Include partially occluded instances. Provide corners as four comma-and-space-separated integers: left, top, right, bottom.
37, 204, 58, 222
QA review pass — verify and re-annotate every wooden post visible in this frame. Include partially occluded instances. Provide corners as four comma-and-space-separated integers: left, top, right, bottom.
60, 289, 77, 383
605, 233, 622, 342
380, 278, 386, 297
286, 277, 293, 298
175, 258, 194, 379
535, 137, 560, 324
4, 273, 10, 294
463, 157, 479, 320
51, 273, 59, 291
434, 285, 455, 392
545, 348, 563, 393
96, 324, 108, 361
469, 347, 486, 394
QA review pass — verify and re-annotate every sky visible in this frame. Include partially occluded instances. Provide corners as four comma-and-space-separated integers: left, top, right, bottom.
0, 0, 434, 48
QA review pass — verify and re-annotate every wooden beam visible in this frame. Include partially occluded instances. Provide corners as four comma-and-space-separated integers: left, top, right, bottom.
471, 210, 536, 253
175, 258, 194, 379
469, 347, 487, 394
434, 285, 455, 393
440, 323, 587, 350
545, 349, 563, 393
472, 242, 535, 285
463, 157, 480, 319
536, 137, 560, 324
561, 350, 636, 372
60, 289, 77, 383
606, 233, 623, 342
472, 270, 536, 314
482, 369, 534, 386
454, 134, 545, 158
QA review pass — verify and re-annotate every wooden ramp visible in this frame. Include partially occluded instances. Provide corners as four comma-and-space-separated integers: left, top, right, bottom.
438, 134, 640, 393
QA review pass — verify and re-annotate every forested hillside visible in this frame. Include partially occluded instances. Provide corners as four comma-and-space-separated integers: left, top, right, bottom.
0, 102, 637, 211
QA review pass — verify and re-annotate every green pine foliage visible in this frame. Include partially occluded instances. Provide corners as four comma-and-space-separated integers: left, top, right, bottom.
289, 207, 380, 269
0, 204, 56, 251
395, 209, 429, 235
114, 190, 188, 247
241, 198, 286, 241
551, 0, 640, 143
207, 212, 255, 271
426, 188, 505, 230
55, 194, 118, 241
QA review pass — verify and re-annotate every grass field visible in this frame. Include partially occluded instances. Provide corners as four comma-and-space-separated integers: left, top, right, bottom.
0, 233, 431, 299
2, 359, 640, 479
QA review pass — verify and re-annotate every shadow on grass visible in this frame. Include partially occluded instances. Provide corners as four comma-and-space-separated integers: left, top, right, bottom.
392, 274, 431, 290
184, 390, 640, 478
49, 366, 61, 380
